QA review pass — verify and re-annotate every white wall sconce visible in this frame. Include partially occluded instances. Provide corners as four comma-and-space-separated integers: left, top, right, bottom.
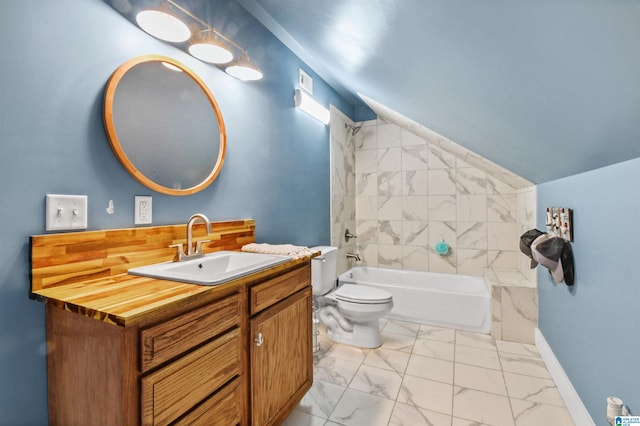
132, 0, 262, 81
294, 89, 330, 125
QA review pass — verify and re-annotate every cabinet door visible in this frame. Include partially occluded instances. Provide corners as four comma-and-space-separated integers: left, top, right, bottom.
250, 287, 312, 426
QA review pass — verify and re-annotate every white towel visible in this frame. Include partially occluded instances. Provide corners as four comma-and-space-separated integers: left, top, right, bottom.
242, 243, 315, 260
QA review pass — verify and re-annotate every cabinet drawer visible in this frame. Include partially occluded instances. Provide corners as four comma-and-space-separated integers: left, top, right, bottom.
140, 293, 241, 372
250, 264, 310, 315
174, 378, 243, 426
141, 328, 242, 426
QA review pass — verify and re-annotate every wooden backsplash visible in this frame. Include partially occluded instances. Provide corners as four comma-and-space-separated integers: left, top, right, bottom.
31, 219, 255, 292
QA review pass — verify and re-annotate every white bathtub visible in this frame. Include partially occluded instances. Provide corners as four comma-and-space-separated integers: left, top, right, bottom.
337, 266, 490, 334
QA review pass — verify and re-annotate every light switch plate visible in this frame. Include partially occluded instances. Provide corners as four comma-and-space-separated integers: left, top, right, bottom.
134, 195, 152, 225
46, 194, 88, 231
299, 68, 313, 94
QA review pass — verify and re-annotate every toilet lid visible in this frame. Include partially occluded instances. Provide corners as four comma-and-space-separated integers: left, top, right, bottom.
333, 284, 393, 304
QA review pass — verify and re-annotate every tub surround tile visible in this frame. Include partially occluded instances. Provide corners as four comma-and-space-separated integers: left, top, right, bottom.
378, 171, 401, 197
428, 169, 457, 194
457, 222, 487, 249
401, 246, 430, 271
457, 195, 488, 221
488, 250, 519, 269
501, 287, 537, 344
378, 245, 403, 268
401, 128, 426, 146
401, 196, 428, 221
485, 267, 537, 345
428, 250, 457, 274
488, 194, 517, 222
378, 123, 402, 147
488, 222, 519, 251
456, 249, 488, 276
401, 221, 429, 246
378, 220, 402, 245
360, 243, 379, 266
428, 145, 457, 169
378, 147, 402, 172
336, 117, 535, 277
402, 170, 428, 195
378, 196, 402, 220
456, 168, 487, 195
428, 195, 457, 221
329, 389, 395, 426
357, 172, 378, 196
401, 145, 428, 170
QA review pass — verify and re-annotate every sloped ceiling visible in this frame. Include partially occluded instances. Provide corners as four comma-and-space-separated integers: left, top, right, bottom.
238, 0, 640, 184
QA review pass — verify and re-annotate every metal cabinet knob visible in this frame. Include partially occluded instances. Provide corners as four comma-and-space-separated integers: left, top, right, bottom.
255, 332, 264, 347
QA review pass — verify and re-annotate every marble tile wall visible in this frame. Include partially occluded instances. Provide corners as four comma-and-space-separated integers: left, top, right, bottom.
330, 107, 357, 275
352, 118, 535, 275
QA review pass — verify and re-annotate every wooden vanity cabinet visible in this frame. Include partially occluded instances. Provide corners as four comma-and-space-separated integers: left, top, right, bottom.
43, 261, 312, 426
45, 286, 246, 426
248, 264, 313, 426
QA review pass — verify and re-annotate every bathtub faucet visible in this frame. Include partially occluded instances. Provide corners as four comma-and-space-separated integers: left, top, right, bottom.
346, 252, 361, 262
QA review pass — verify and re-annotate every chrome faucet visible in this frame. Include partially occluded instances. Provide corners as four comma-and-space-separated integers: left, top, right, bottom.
171, 213, 212, 261
346, 252, 361, 262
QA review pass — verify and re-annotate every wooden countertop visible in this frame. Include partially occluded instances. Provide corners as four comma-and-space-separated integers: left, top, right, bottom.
33, 256, 313, 327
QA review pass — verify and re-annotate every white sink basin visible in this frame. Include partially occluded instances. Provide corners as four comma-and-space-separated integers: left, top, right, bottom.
128, 251, 291, 286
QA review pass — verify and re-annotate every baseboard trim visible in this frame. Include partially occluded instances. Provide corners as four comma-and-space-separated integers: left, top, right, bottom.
535, 328, 595, 426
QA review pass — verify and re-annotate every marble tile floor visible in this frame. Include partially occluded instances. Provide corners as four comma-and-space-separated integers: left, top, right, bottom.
283, 318, 574, 426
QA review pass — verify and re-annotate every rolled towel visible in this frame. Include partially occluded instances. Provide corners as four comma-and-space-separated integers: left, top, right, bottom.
242, 243, 315, 260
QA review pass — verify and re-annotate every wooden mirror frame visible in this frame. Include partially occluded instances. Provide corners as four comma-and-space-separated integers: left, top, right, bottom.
103, 55, 226, 196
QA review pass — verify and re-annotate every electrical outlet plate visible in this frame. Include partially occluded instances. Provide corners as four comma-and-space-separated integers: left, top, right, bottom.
46, 194, 88, 231
134, 195, 152, 225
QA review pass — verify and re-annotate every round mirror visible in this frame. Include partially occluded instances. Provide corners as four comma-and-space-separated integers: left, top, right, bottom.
103, 55, 226, 195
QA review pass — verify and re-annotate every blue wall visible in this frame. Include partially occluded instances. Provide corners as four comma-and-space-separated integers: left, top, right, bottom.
0, 1, 353, 424
537, 157, 640, 424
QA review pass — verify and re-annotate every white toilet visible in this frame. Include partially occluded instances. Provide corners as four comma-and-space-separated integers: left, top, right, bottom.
311, 246, 393, 348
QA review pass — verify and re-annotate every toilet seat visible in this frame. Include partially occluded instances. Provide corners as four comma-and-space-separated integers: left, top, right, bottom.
333, 284, 392, 305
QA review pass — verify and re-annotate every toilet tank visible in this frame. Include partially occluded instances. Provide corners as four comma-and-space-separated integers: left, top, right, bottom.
310, 246, 338, 296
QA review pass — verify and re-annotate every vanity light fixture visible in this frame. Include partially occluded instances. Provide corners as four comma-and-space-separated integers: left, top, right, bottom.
294, 89, 330, 125
134, 0, 262, 81
225, 52, 264, 81
135, 7, 191, 43
188, 29, 234, 64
